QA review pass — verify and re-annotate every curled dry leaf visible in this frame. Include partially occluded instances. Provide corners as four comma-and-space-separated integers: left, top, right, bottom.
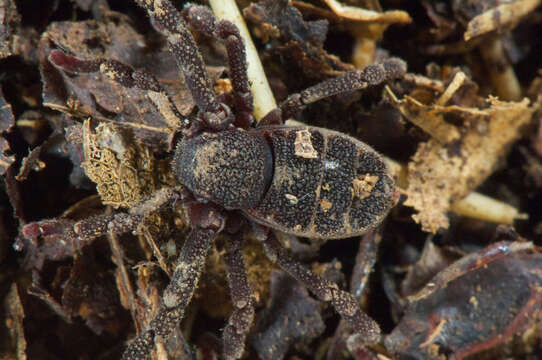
390, 78, 538, 232
387, 241, 542, 360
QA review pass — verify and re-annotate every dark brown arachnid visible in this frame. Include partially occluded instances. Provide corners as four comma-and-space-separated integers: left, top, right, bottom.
45, 0, 406, 358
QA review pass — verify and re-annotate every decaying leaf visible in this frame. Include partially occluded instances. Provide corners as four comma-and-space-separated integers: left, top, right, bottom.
39, 19, 199, 151
244, 0, 329, 46
61, 251, 124, 335
391, 77, 538, 232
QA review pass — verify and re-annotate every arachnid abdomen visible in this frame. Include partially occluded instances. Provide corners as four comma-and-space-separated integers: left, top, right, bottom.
246, 126, 395, 239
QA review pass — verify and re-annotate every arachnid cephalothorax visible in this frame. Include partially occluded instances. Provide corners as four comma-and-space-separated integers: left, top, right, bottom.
43, 0, 406, 358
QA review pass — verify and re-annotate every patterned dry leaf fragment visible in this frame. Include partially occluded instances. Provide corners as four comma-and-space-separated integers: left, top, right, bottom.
81, 119, 169, 208
402, 96, 536, 233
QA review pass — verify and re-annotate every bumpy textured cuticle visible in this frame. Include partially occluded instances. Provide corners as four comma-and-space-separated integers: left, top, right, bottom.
174, 129, 273, 209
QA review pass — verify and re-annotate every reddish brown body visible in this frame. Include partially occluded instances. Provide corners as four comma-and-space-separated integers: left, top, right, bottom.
176, 125, 395, 239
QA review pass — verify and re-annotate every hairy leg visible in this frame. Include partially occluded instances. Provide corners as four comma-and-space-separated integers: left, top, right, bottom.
133, 0, 221, 115
48, 50, 188, 130
261, 232, 381, 346
182, 4, 254, 128
122, 225, 222, 359
222, 235, 255, 359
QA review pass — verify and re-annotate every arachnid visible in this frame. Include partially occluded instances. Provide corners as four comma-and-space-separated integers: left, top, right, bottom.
43, 0, 406, 358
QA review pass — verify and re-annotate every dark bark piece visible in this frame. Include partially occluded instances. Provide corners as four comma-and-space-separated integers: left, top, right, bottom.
250, 270, 325, 360
262, 233, 381, 346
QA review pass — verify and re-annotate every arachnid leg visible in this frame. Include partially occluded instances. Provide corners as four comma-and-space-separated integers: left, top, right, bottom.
182, 4, 254, 127
122, 215, 224, 360
279, 58, 407, 119
48, 50, 188, 130
74, 187, 185, 242
261, 232, 381, 346
222, 235, 255, 360
73, 213, 143, 242
133, 0, 223, 116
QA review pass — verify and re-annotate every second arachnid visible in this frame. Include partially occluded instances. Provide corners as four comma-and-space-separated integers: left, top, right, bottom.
45, 0, 406, 358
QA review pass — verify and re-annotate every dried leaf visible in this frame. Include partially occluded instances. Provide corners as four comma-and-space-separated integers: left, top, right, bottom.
397, 95, 536, 232
39, 19, 196, 151
61, 251, 123, 335
81, 119, 165, 208
244, 0, 329, 46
